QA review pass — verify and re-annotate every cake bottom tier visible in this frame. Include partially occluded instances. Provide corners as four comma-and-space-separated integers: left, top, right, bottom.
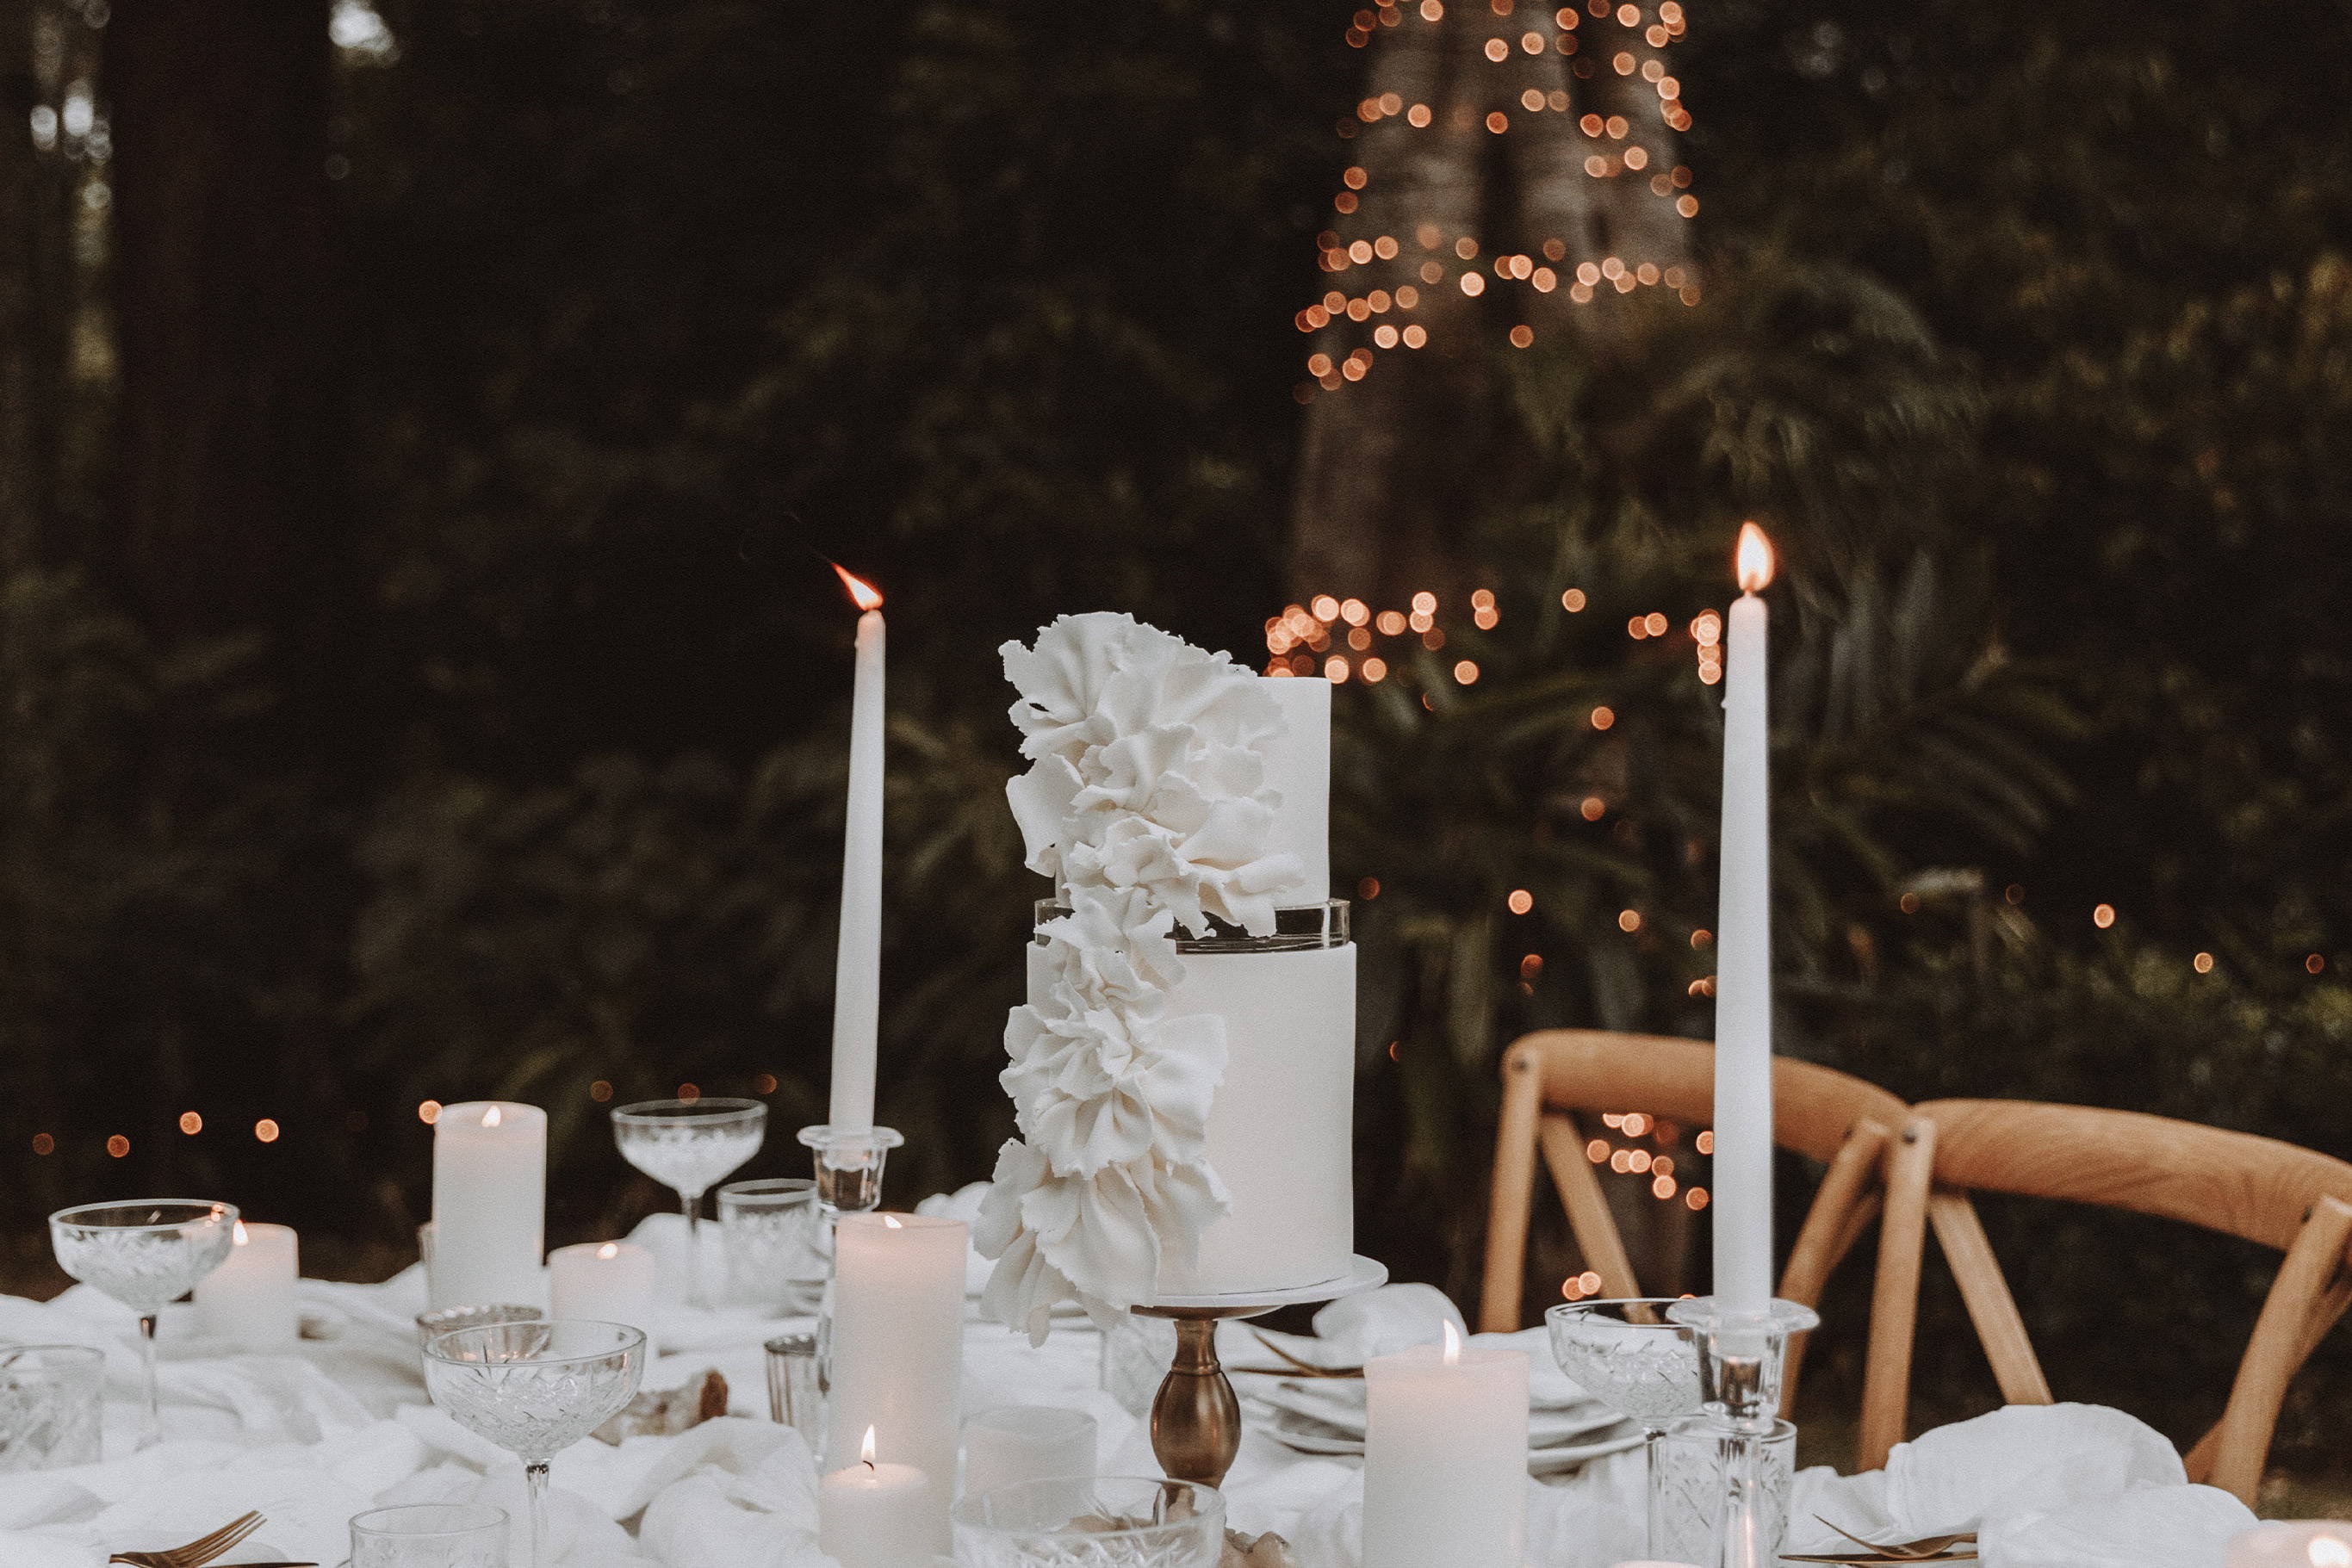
1152, 939, 1356, 1298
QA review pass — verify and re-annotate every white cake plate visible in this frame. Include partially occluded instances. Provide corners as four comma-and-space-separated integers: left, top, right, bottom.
1139, 1253, 1388, 1312
1130, 1254, 1389, 1486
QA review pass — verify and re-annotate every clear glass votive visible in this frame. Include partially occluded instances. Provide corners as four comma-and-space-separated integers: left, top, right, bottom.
720, 1177, 819, 1311
1648, 1415, 1797, 1567
0, 1344, 104, 1472
765, 1331, 822, 1445
350, 1502, 510, 1568
962, 1405, 1099, 1500
953, 1477, 1224, 1568
1099, 1313, 1176, 1418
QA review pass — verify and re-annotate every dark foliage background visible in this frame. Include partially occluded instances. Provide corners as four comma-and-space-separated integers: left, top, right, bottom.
3, 0, 2349, 1494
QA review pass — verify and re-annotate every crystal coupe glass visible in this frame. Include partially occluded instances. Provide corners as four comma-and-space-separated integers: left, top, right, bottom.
1546, 1297, 1704, 1556
611, 1097, 765, 1308
48, 1199, 238, 1451
422, 1320, 644, 1568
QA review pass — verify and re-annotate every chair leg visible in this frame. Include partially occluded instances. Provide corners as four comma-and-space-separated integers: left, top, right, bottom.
1480, 1044, 1548, 1334
1930, 1189, 2052, 1405
1857, 1118, 1935, 1471
2200, 1195, 2352, 1504
2185, 1262, 2352, 1482
1539, 1111, 1643, 1300
1778, 1121, 1892, 1417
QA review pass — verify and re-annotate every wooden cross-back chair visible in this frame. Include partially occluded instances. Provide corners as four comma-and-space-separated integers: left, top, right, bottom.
1482, 1029, 1933, 1468
1904, 1099, 2352, 1506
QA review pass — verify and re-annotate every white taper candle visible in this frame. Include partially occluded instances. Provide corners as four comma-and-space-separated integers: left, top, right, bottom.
830, 566, 886, 1131
1712, 522, 1778, 1319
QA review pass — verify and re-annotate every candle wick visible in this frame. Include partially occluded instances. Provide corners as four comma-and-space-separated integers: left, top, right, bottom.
861, 1458, 876, 1473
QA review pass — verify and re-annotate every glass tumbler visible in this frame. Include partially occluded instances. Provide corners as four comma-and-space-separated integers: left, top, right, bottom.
719, 1177, 818, 1311
350, 1502, 510, 1568
952, 1477, 1224, 1568
1648, 1415, 1797, 1566
0, 1344, 104, 1471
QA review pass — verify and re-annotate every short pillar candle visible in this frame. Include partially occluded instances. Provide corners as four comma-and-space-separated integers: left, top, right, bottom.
821, 1425, 938, 1568
428, 1100, 547, 1311
1362, 1324, 1530, 1568
826, 1212, 965, 1555
549, 1240, 657, 1338
193, 1221, 299, 1350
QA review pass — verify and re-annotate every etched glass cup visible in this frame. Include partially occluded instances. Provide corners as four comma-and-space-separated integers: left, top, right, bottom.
1546, 1298, 1704, 1555
952, 1477, 1225, 1568
48, 1199, 238, 1451
1650, 1415, 1797, 1565
0, 1344, 105, 1471
611, 1098, 766, 1308
717, 1176, 817, 1311
422, 1320, 645, 1568
350, 1502, 510, 1568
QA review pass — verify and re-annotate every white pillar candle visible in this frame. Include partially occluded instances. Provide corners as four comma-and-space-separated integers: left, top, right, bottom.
2228, 1522, 2352, 1566
829, 567, 886, 1131
1362, 1323, 1530, 1568
960, 1405, 1098, 1499
821, 1425, 939, 1568
828, 1212, 964, 1554
427, 1100, 547, 1310
548, 1240, 657, 1337
1711, 522, 1778, 1320
193, 1220, 298, 1350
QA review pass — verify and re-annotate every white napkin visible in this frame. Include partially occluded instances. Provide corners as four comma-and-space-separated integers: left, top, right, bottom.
1309, 1284, 1464, 1361
1981, 1482, 2257, 1568
1786, 1404, 2252, 1568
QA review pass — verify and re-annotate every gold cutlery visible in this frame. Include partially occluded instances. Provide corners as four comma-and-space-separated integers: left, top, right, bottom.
109, 1511, 266, 1568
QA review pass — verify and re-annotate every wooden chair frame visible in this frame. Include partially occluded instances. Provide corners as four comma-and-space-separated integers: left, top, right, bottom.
1481, 1029, 1929, 1466
1909, 1098, 2352, 1505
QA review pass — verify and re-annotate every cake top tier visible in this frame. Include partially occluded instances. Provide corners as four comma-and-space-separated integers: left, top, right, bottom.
1001, 612, 1331, 933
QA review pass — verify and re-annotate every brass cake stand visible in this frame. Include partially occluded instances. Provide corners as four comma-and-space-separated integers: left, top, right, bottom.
1132, 1255, 1387, 1487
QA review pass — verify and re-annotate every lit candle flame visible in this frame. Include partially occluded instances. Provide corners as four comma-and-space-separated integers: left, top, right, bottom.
233, 1220, 251, 1246
482, 1105, 502, 1128
1735, 522, 1776, 593
597, 1242, 619, 1261
860, 1425, 878, 1469
882, 1213, 903, 1229
2312, 1540, 2352, 1568
833, 564, 884, 612
1441, 1318, 1462, 1366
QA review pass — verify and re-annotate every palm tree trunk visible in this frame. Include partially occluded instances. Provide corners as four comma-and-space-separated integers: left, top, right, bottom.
1289, 0, 1693, 610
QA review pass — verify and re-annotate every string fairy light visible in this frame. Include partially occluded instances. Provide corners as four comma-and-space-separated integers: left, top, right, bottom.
1297, 0, 1700, 400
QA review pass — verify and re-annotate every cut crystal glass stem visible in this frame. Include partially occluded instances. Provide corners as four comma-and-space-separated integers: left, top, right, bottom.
134, 1315, 159, 1452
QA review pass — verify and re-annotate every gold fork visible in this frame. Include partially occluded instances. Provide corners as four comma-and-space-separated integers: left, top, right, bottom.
109, 1510, 266, 1568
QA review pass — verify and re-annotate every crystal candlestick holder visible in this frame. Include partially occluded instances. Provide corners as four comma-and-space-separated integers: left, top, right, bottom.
1664, 1296, 1820, 1568
796, 1124, 903, 1379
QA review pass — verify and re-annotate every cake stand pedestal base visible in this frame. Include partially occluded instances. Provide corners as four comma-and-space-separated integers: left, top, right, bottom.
1132, 1255, 1387, 1487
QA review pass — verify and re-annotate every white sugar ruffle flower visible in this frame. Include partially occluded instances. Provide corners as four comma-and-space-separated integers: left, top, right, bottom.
1002, 986, 1226, 1177
1001, 614, 1300, 936
977, 1137, 1229, 1343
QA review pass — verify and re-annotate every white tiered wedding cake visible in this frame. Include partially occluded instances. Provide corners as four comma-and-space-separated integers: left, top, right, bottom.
976, 614, 1356, 1342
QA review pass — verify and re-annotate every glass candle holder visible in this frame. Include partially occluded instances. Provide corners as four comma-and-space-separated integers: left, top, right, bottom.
962, 1406, 1100, 1500
0, 1344, 104, 1472
952, 1477, 1225, 1568
1664, 1296, 1820, 1568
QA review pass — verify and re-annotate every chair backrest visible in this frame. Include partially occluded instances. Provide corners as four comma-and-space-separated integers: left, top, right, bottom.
1484, 1030, 1927, 1469
1914, 1098, 2352, 1503
1511, 1030, 1909, 1163
1921, 1098, 2352, 1250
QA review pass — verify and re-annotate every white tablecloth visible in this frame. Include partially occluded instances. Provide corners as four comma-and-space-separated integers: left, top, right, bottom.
0, 1205, 2266, 1567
